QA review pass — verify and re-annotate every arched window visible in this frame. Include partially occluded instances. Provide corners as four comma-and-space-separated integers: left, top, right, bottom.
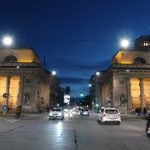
133, 57, 146, 64
4, 55, 17, 62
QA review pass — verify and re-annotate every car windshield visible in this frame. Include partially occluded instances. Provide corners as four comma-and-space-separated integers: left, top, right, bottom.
105, 109, 118, 114
52, 108, 61, 111
82, 108, 88, 111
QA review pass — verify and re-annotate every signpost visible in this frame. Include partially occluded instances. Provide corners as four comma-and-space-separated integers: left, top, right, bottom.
2, 93, 9, 118
3, 93, 9, 98
2, 104, 7, 111
2, 104, 7, 118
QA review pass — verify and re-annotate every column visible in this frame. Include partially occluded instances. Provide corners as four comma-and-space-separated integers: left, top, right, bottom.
18, 76, 24, 105
139, 78, 145, 108
6, 76, 10, 107
126, 77, 131, 110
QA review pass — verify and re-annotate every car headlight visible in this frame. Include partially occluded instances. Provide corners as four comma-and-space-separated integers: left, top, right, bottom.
49, 112, 53, 116
58, 112, 62, 116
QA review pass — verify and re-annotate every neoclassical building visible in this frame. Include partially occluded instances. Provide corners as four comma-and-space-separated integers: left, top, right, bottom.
99, 36, 150, 113
0, 46, 50, 112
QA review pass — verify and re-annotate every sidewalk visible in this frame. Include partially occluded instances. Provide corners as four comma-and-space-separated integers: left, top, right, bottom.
121, 113, 142, 120
0, 112, 48, 120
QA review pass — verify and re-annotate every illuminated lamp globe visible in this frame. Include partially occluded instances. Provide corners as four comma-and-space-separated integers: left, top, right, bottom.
89, 84, 92, 87
52, 70, 56, 75
120, 39, 129, 48
96, 72, 100, 76
2, 36, 13, 46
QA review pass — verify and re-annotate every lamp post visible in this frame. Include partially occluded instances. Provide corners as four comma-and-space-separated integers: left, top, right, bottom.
95, 71, 101, 110
1, 35, 14, 113
50, 70, 57, 108
126, 69, 130, 113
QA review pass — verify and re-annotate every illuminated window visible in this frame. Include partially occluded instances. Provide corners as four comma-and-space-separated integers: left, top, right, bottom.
9, 76, 20, 109
4, 55, 17, 62
130, 78, 141, 108
133, 57, 146, 64
0, 76, 7, 109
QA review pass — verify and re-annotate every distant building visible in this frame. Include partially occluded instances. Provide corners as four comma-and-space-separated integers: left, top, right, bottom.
0, 46, 49, 112
98, 35, 150, 113
49, 73, 65, 108
49, 72, 60, 108
58, 86, 65, 107
89, 72, 104, 109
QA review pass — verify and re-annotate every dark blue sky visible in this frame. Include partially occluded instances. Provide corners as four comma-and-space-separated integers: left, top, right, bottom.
0, 0, 150, 96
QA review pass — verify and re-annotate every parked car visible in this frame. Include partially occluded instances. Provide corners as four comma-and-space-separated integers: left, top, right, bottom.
49, 107, 64, 120
80, 108, 90, 116
97, 107, 121, 125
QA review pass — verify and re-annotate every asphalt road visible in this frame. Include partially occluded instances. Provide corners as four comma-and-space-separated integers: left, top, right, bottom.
0, 113, 149, 150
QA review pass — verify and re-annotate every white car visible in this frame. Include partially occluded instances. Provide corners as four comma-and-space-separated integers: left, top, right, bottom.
49, 107, 64, 120
97, 107, 121, 125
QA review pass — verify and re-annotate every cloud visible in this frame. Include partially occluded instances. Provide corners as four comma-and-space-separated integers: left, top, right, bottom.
60, 77, 89, 85
45, 59, 111, 97
46, 59, 111, 72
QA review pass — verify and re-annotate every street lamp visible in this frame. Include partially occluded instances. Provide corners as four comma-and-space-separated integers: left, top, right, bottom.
80, 92, 84, 97
120, 38, 130, 48
2, 36, 13, 46
89, 84, 92, 87
96, 71, 100, 76
52, 70, 56, 76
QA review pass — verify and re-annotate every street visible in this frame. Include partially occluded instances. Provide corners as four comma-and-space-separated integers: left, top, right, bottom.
0, 112, 149, 150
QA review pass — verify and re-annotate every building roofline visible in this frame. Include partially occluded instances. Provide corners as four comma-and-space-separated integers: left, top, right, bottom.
0, 45, 40, 61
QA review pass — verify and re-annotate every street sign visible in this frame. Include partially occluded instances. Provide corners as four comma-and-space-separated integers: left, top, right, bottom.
2, 104, 7, 111
3, 93, 9, 98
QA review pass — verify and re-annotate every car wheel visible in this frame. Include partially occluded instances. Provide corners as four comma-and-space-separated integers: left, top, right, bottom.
101, 121, 104, 125
100, 120, 103, 125
117, 122, 120, 125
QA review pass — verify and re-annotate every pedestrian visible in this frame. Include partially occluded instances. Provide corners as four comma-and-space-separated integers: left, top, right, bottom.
143, 107, 147, 115
47, 106, 49, 113
16, 105, 22, 119
135, 107, 140, 116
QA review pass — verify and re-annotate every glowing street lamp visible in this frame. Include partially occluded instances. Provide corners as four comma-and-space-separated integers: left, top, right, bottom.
89, 84, 92, 87
96, 71, 100, 76
120, 38, 129, 48
2, 36, 13, 46
52, 70, 56, 76
80, 92, 84, 97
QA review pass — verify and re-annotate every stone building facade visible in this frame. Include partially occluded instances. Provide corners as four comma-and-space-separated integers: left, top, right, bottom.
99, 36, 150, 113
0, 47, 49, 112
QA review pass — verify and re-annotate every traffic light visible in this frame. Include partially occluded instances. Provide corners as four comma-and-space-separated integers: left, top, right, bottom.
95, 103, 99, 107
